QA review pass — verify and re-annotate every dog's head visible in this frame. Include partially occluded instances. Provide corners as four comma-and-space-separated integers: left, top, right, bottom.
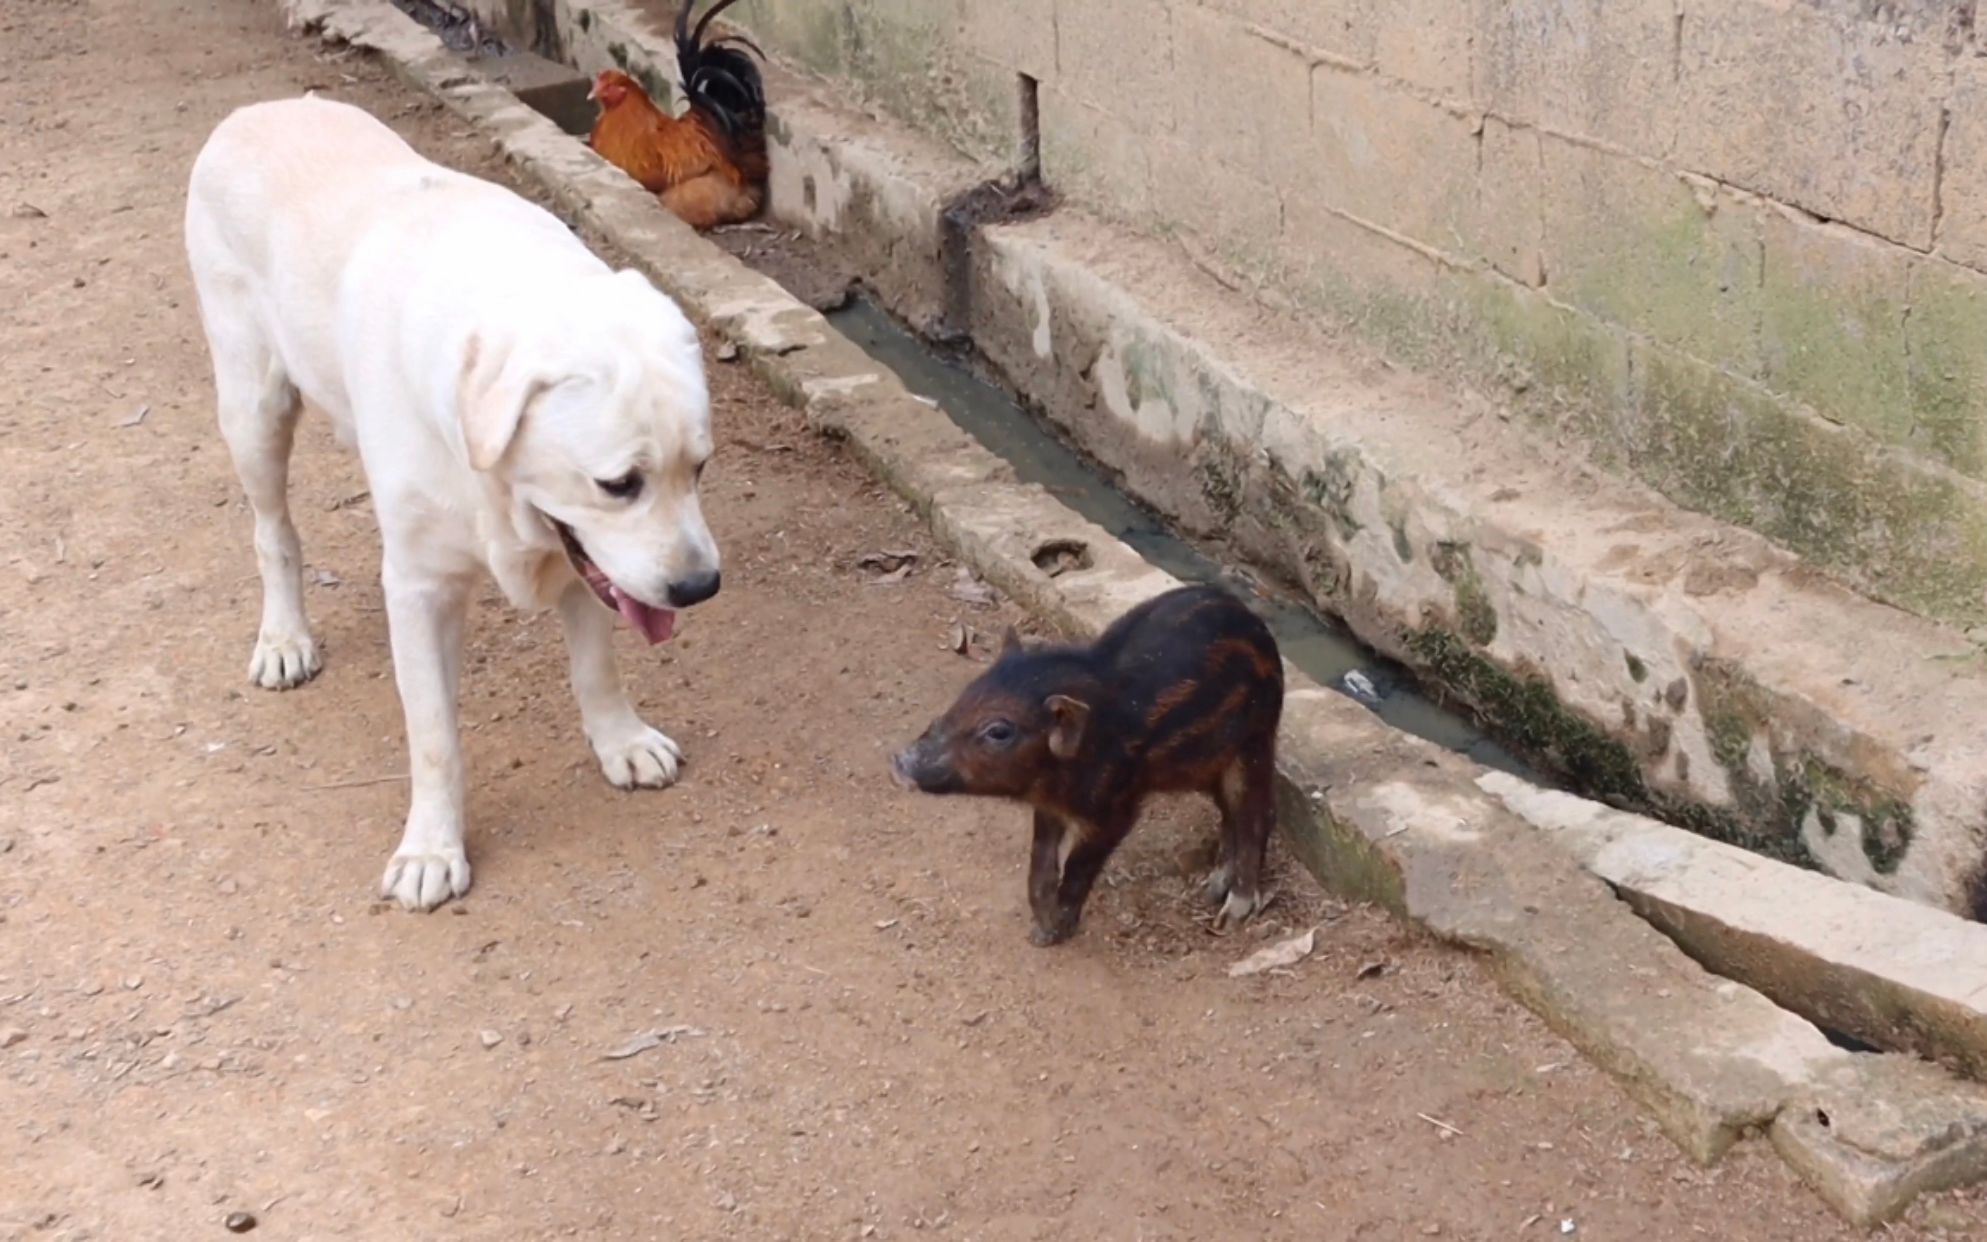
456, 268, 719, 643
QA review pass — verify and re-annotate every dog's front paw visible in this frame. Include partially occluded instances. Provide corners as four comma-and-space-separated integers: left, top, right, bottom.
382, 847, 470, 912
591, 722, 684, 789
248, 630, 321, 690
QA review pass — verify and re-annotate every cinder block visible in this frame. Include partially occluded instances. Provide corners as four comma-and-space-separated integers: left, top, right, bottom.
1173, 5, 1314, 184
1476, 116, 1543, 285
1542, 139, 1763, 377
1039, 86, 1156, 222
962, 0, 1055, 82
1148, 135, 1286, 270
1904, 260, 1987, 480
1626, 340, 1987, 625
1674, 0, 1941, 247
1371, 0, 1472, 99
1473, 0, 1680, 156
1760, 207, 1914, 453
1937, 57, 1987, 273
1305, 65, 1479, 254
1055, 0, 1177, 132
1280, 196, 1455, 361
1193, 0, 1372, 64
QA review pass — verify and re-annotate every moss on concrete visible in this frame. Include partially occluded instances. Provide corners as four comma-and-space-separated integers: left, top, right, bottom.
1406, 628, 1646, 802
1429, 541, 1499, 647
1760, 215, 1912, 454
1903, 261, 1987, 479
1548, 155, 1762, 378
1274, 780, 1407, 913
1299, 451, 1364, 540
1690, 660, 1919, 873
1628, 343, 1987, 627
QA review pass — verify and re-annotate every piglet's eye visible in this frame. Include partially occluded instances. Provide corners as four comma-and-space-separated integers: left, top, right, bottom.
978, 721, 1017, 746
597, 470, 644, 500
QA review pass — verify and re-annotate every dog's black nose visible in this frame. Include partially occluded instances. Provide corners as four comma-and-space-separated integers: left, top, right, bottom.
666, 569, 721, 608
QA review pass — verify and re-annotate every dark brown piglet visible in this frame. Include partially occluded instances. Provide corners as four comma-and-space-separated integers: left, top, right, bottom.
891, 584, 1285, 946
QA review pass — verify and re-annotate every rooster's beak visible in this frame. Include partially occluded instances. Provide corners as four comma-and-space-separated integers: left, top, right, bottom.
585, 82, 599, 101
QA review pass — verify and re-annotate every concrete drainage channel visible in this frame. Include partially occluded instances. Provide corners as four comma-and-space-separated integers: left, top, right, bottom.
287, 0, 1987, 1224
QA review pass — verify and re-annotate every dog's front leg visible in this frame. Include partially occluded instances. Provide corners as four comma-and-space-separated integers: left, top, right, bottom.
558, 582, 684, 789
379, 561, 475, 911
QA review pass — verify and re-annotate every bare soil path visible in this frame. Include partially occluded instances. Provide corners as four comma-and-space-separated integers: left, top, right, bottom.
2, 2, 1983, 1239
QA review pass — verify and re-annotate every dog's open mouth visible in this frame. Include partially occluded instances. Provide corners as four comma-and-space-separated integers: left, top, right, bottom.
551, 519, 677, 645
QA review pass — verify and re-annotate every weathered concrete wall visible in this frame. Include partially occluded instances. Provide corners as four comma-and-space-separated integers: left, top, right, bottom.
704, 0, 1987, 631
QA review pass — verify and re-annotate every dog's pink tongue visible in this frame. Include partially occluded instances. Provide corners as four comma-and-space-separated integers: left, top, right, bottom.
610, 587, 677, 645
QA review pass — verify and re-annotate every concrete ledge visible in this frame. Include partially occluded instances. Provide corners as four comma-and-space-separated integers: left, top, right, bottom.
1481, 772, 1987, 1080
490, 2, 1987, 925
278, 0, 1987, 1223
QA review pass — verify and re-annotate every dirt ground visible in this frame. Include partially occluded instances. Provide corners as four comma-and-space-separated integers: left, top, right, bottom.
3, 2, 1984, 1239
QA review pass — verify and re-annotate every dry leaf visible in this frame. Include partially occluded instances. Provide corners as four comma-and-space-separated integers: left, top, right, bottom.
948, 568, 997, 609
601, 1025, 702, 1060
857, 549, 919, 574
1227, 928, 1317, 977
945, 622, 969, 654
115, 404, 150, 428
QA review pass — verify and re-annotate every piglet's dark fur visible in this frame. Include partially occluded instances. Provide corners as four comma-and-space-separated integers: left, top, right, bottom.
892, 584, 1285, 946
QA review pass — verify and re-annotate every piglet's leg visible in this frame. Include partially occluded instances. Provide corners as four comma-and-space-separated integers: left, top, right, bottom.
1035, 815, 1131, 946
1027, 810, 1068, 946
1204, 786, 1241, 908
1214, 745, 1277, 929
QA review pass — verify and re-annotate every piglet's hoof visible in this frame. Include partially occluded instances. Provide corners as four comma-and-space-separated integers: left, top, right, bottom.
1029, 920, 1075, 947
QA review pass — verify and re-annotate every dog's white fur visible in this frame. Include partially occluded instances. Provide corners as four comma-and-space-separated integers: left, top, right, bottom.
185, 96, 719, 911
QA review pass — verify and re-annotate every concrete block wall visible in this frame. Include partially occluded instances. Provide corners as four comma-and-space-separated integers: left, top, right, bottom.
716, 0, 1987, 631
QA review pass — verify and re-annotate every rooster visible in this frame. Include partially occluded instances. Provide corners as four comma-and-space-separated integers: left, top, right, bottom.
586, 0, 767, 231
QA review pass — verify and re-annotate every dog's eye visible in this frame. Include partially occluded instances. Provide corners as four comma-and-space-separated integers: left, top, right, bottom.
978, 720, 1017, 747
596, 470, 643, 500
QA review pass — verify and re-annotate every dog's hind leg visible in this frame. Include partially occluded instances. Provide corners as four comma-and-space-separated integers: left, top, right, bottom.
208, 318, 317, 690
558, 581, 684, 789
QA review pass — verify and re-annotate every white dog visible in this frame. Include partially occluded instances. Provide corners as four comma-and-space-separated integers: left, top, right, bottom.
184, 96, 720, 911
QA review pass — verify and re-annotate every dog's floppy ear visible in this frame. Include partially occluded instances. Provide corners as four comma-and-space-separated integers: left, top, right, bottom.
457, 330, 549, 472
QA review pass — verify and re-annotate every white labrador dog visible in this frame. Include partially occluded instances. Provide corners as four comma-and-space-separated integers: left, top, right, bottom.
184, 96, 720, 911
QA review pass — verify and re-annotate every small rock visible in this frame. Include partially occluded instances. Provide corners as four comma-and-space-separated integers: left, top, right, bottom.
604, 1136, 626, 1156
124, 976, 143, 991
218, 878, 238, 896
225, 1210, 257, 1233
715, 1190, 738, 1213
478, 1029, 502, 1049
0, 1027, 26, 1049
715, 340, 739, 362
391, 997, 414, 1012
160, 1051, 182, 1071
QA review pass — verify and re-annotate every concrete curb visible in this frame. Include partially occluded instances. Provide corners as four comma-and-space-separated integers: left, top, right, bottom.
280, 0, 1987, 1223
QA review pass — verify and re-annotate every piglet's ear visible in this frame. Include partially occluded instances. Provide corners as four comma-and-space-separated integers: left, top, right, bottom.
1045, 694, 1090, 760
457, 330, 550, 472
999, 626, 1024, 657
